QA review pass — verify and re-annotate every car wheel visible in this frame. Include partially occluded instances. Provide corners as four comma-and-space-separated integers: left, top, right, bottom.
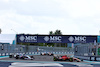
31, 59, 33, 60
53, 57, 57, 61
16, 57, 19, 59
9, 55, 13, 58
51, 54, 53, 56
69, 58, 73, 62
41, 54, 43, 56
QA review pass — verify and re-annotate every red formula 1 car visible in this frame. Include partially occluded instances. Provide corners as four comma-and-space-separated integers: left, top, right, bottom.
54, 55, 70, 61
53, 55, 81, 62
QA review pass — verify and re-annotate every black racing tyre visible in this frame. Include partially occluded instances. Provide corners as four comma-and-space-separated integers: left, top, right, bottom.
15, 56, 19, 59
77, 61, 80, 62
69, 58, 73, 62
20, 57, 24, 59
31, 58, 33, 60
53, 57, 57, 61
31, 56, 35, 59
9, 55, 12, 58
51, 54, 53, 56
15, 55, 19, 59
81, 59, 83, 61
40, 54, 42, 55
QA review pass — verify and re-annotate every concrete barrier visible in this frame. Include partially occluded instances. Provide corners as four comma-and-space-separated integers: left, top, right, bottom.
9, 62, 63, 67
75, 64, 93, 67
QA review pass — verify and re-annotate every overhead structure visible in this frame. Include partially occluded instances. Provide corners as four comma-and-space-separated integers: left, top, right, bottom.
16, 34, 97, 43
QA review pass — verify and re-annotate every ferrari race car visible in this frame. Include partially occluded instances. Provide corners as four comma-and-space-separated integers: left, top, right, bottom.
53, 55, 70, 61
53, 55, 81, 62
40, 52, 53, 56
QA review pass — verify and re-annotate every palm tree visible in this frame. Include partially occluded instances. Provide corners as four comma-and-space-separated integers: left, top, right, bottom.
49, 30, 62, 35
49, 31, 53, 35
54, 30, 62, 35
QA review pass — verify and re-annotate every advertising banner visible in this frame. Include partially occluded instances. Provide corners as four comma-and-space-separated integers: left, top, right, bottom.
16, 34, 97, 43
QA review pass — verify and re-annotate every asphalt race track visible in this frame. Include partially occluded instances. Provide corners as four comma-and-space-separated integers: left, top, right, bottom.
1, 55, 100, 67
1, 55, 54, 61
0, 55, 83, 62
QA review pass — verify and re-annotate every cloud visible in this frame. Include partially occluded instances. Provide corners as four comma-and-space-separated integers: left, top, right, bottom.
56, 0, 100, 18
0, 0, 68, 17
0, 0, 100, 35
0, 34, 16, 44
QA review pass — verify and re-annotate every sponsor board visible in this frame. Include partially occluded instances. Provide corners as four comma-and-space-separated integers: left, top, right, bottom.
44, 36, 62, 42
17, 35, 37, 43
16, 34, 97, 43
68, 36, 86, 43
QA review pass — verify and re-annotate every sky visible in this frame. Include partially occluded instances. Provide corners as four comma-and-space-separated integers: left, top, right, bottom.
0, 0, 100, 39
0, 34, 15, 44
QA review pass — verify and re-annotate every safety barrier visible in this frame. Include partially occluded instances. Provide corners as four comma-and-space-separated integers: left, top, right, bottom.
74, 43, 100, 61
0, 52, 74, 56
0, 44, 74, 56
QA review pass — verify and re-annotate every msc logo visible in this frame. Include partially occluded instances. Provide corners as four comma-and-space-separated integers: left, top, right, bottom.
25, 36, 37, 40
50, 36, 62, 41
68, 36, 74, 42
44, 36, 49, 42
44, 36, 62, 42
19, 35, 25, 41
68, 36, 86, 43
75, 36, 86, 42
19, 35, 37, 41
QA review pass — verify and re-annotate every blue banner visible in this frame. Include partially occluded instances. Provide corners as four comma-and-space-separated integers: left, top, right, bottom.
16, 34, 97, 43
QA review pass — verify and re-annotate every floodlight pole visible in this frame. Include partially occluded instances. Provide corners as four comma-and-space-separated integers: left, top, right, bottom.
11, 29, 18, 45
11, 29, 18, 34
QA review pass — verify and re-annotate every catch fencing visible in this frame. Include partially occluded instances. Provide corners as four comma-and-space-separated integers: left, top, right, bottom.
0, 44, 74, 56
74, 43, 100, 61
74, 43, 99, 56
